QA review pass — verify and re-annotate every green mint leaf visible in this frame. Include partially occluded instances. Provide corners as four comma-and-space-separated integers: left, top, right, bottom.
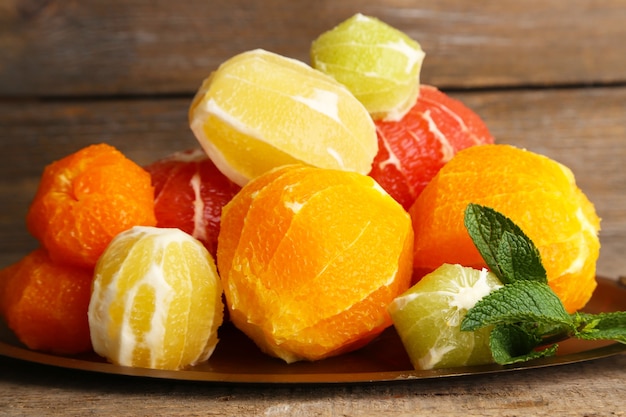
464, 204, 547, 284
461, 204, 626, 367
489, 324, 558, 365
461, 280, 573, 332
573, 311, 626, 343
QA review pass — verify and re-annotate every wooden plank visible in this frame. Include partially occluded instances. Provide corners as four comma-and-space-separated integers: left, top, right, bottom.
1, 0, 626, 97
1, 353, 625, 416
1, 86, 626, 278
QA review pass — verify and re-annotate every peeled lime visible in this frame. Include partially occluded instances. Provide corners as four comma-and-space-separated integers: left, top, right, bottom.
311, 13, 425, 121
388, 264, 502, 370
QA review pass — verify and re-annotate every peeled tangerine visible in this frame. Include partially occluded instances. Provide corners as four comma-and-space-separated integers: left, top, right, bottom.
217, 165, 414, 363
189, 49, 378, 187
0, 248, 93, 354
311, 13, 425, 121
88, 226, 224, 370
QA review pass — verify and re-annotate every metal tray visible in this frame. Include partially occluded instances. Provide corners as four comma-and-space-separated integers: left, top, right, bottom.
1, 277, 625, 384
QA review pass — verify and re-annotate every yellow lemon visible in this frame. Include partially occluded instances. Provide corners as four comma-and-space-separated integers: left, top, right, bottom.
88, 226, 224, 370
189, 49, 378, 186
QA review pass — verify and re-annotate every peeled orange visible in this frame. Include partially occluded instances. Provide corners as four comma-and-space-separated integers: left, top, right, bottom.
409, 144, 601, 313
217, 164, 414, 362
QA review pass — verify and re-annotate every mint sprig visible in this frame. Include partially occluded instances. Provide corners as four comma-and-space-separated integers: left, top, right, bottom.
461, 203, 626, 365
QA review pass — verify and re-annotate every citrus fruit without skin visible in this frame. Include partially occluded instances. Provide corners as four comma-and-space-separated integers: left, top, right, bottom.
145, 148, 241, 258
409, 144, 601, 313
88, 226, 224, 370
26, 143, 156, 269
189, 49, 378, 186
217, 164, 414, 363
311, 13, 425, 121
369, 85, 495, 210
388, 264, 502, 370
0, 248, 93, 354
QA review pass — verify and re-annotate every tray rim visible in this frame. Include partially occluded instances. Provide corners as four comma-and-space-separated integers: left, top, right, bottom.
1, 276, 625, 385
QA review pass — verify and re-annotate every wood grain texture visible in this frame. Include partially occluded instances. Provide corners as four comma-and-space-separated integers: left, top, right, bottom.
1, 1, 626, 415
1, 354, 625, 416
2, 86, 626, 277
1, 0, 626, 97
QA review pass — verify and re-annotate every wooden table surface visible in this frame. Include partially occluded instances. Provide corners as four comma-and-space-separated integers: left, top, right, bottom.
1, 1, 625, 415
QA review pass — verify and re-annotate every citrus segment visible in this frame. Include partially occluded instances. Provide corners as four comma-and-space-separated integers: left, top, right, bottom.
0, 249, 93, 354
409, 144, 601, 313
369, 85, 495, 209
189, 49, 378, 186
311, 13, 425, 121
217, 165, 414, 362
145, 148, 241, 257
388, 264, 502, 369
26, 143, 157, 268
88, 226, 224, 370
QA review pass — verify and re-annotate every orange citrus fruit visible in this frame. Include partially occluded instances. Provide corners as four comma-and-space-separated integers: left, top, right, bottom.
409, 144, 601, 313
189, 49, 378, 186
369, 85, 495, 210
145, 148, 241, 258
88, 226, 224, 370
0, 248, 93, 354
26, 143, 157, 269
217, 164, 414, 363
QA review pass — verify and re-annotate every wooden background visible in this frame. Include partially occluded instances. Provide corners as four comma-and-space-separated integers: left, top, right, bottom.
2, 0, 626, 277
1, 1, 625, 415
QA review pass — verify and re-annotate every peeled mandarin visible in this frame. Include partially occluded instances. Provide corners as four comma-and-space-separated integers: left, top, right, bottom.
409, 144, 601, 313
26, 143, 156, 269
311, 13, 425, 121
88, 226, 224, 370
389, 264, 502, 370
0, 248, 93, 354
217, 165, 414, 363
189, 49, 378, 186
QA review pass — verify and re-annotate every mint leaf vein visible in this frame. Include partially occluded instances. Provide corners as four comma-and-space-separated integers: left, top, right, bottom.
462, 203, 626, 366
461, 280, 573, 332
464, 204, 546, 284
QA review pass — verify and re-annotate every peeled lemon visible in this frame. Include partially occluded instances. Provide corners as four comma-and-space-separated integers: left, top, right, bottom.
388, 264, 502, 370
189, 49, 378, 186
88, 226, 224, 370
311, 13, 425, 121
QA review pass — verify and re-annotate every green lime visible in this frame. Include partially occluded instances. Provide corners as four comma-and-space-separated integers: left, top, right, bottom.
311, 13, 425, 121
388, 264, 502, 370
